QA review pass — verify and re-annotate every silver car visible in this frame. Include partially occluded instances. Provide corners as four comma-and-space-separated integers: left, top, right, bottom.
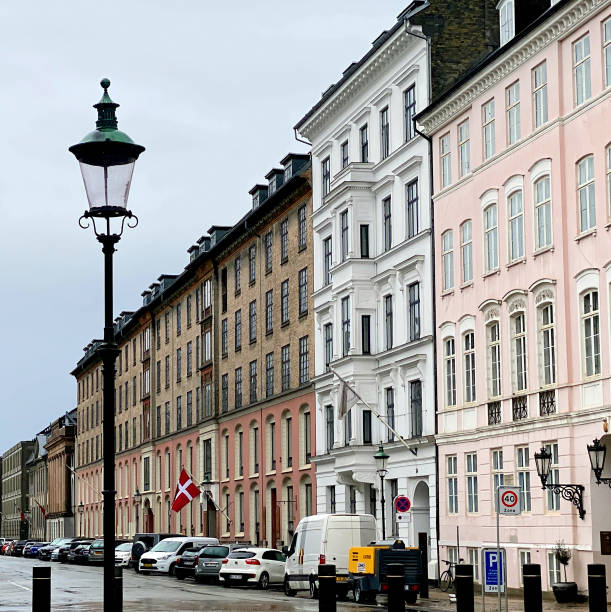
194, 544, 250, 583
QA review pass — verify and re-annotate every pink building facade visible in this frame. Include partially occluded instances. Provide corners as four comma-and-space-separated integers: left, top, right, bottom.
419, 0, 611, 595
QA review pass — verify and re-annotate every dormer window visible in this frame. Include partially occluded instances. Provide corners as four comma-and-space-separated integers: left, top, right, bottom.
253, 192, 261, 208
498, 0, 515, 46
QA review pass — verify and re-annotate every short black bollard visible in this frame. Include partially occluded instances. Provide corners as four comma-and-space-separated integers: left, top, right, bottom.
32, 566, 51, 612
387, 562, 405, 612
114, 565, 123, 612
454, 564, 474, 612
588, 564, 606, 612
418, 532, 429, 598
318, 564, 336, 612
523, 564, 542, 612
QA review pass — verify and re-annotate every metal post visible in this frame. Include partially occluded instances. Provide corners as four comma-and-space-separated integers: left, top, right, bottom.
380, 474, 386, 540
496, 490, 501, 612
455, 564, 474, 612
522, 564, 542, 612
587, 564, 606, 612
418, 532, 429, 598
114, 566, 123, 611
387, 562, 405, 612
32, 566, 51, 612
318, 564, 336, 612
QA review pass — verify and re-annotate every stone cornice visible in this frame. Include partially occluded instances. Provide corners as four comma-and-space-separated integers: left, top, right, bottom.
418, 0, 607, 135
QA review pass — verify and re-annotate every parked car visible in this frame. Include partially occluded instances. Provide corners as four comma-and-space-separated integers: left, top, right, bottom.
67, 544, 91, 563
88, 538, 130, 564
194, 543, 251, 583
55, 539, 93, 562
1, 541, 14, 555
114, 542, 133, 567
129, 533, 182, 571
24, 542, 49, 558
11, 540, 32, 557
219, 548, 286, 590
139, 536, 219, 576
38, 538, 76, 561
283, 513, 377, 599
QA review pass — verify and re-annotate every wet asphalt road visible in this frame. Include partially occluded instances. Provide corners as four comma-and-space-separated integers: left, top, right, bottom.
0, 556, 383, 611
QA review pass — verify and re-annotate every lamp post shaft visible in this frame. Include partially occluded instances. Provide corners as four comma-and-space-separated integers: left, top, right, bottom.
380, 475, 386, 540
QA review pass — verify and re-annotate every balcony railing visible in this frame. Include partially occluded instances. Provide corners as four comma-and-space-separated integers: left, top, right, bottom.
512, 395, 528, 421
539, 389, 556, 416
488, 401, 501, 425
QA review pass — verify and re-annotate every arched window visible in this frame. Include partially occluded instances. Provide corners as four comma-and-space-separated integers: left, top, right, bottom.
582, 290, 600, 376
444, 337, 456, 407
508, 190, 524, 261
534, 175, 552, 249
463, 331, 476, 403
484, 204, 499, 271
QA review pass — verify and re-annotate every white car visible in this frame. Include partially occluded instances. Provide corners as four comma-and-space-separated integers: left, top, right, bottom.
114, 542, 133, 567
219, 548, 286, 589
139, 536, 218, 575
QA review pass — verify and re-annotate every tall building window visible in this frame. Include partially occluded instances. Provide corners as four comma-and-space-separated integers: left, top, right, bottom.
410, 380, 422, 438
176, 395, 182, 430
325, 405, 334, 451
299, 336, 309, 384
361, 315, 371, 355
328, 486, 336, 513
506, 81, 520, 145
482, 99, 495, 160
406, 179, 419, 238
534, 175, 552, 249
404, 84, 416, 141
340, 210, 349, 261
344, 409, 352, 445
540, 303, 556, 386
249, 300, 257, 343
235, 367, 242, 409
235, 310, 242, 350
204, 383, 211, 416
508, 190, 524, 261
386, 387, 395, 442
582, 290, 600, 376
175, 350, 181, 382
322, 156, 331, 196
385, 295, 393, 350
186, 295, 192, 327
203, 279, 212, 310
221, 319, 228, 356
265, 352, 274, 397
484, 204, 499, 272
252, 426, 259, 474
164, 356, 170, 388
234, 256, 241, 294
221, 374, 228, 412
360, 225, 370, 258
517, 446, 531, 512
264, 231, 273, 273
488, 321, 502, 398
492, 449, 505, 494
298, 205, 307, 248
341, 140, 349, 169
165, 402, 170, 434
442, 230, 454, 291
363, 410, 372, 444
281, 218, 289, 263
176, 302, 182, 335
466, 452, 478, 513
604, 18, 611, 87
341, 297, 350, 356
573, 34, 591, 105
281, 345, 290, 391
248, 245, 256, 284
186, 391, 193, 426
512, 313, 528, 392
532, 61, 548, 128
458, 119, 470, 177
265, 290, 273, 334
281, 280, 289, 324
360, 124, 369, 162
408, 282, 420, 341
285, 417, 293, 468
577, 155, 596, 232
499, 0, 514, 45
464, 331, 476, 403
447, 455, 458, 514
461, 220, 473, 283
382, 196, 392, 251
324, 323, 333, 371
298, 268, 308, 315
249, 360, 257, 403
156, 405, 161, 438
323, 237, 332, 285
545, 442, 560, 511
444, 338, 456, 406
380, 106, 390, 159
304, 410, 311, 463
440, 132, 451, 187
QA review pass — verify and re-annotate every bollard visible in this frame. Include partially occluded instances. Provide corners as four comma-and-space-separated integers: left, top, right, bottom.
114, 565, 123, 612
387, 562, 405, 612
418, 532, 429, 598
318, 563, 336, 612
454, 564, 474, 612
32, 566, 51, 612
588, 564, 606, 612
523, 564, 542, 612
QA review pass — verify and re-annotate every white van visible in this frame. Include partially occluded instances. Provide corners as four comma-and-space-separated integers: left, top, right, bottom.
283, 513, 377, 598
139, 536, 218, 575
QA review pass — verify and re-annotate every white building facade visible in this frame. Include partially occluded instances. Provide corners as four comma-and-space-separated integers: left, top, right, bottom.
295, 16, 437, 566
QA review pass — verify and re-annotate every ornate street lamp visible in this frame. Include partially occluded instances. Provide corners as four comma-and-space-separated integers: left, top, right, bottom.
587, 439, 611, 487
134, 489, 142, 533
78, 501, 84, 537
69, 79, 144, 612
534, 447, 585, 520
374, 444, 389, 539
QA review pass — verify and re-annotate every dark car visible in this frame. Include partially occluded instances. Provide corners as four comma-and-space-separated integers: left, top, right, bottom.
129, 533, 182, 571
88, 538, 130, 564
194, 544, 251, 583
24, 542, 48, 558
175, 546, 207, 580
55, 539, 93, 562
67, 544, 91, 563
11, 540, 31, 557
38, 538, 76, 561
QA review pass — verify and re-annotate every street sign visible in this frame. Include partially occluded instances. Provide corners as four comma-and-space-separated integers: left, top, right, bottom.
394, 495, 411, 513
496, 486, 521, 515
483, 548, 506, 593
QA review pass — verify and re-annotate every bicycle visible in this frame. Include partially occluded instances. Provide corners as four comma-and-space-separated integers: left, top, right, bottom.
439, 558, 464, 592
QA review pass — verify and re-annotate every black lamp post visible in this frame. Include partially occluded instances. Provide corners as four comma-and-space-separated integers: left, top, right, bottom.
69, 79, 144, 612
374, 444, 389, 539
534, 447, 586, 520
78, 501, 84, 537
134, 489, 142, 534
587, 439, 611, 487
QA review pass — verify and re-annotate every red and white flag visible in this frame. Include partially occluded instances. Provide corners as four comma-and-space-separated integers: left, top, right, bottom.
171, 468, 200, 513
34, 499, 47, 519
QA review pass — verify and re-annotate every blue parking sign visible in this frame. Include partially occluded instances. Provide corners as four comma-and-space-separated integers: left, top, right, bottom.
483, 549, 505, 593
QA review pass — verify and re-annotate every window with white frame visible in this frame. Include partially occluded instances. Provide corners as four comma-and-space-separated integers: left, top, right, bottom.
534, 175, 552, 249
342, 296, 351, 356
383, 196, 392, 251
466, 452, 478, 513
499, 0, 514, 45
404, 85, 416, 141
406, 179, 419, 238
492, 449, 504, 496
582, 290, 601, 376
468, 548, 480, 581
440, 133, 451, 187
548, 550, 562, 586
573, 34, 591, 106
539, 303, 556, 386
322, 157, 331, 196
360, 124, 369, 162
442, 230, 454, 291
517, 446, 531, 512
447, 455, 458, 514
532, 62, 548, 128
445, 338, 457, 406
324, 323, 333, 371
545, 442, 560, 511
577, 155, 596, 232
605, 19, 611, 87
508, 190, 524, 261
512, 312, 527, 392
409, 282, 420, 341
323, 236, 332, 285
341, 140, 349, 169
458, 120, 470, 177
380, 106, 390, 159
520, 550, 532, 585
484, 204, 499, 272
482, 100, 495, 160
506, 81, 520, 145
461, 220, 473, 283
340, 210, 349, 261
386, 387, 395, 442
385, 295, 393, 350
464, 331, 476, 403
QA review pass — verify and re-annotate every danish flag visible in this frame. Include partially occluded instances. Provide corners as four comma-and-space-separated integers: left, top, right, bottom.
171, 468, 201, 513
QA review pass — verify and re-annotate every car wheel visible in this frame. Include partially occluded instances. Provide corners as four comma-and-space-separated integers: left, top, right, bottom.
354, 583, 363, 603
168, 563, 176, 577
309, 579, 319, 599
284, 577, 296, 597
258, 572, 270, 590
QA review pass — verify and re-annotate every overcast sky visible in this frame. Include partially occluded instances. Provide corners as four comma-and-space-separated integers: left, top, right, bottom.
0, 1, 409, 452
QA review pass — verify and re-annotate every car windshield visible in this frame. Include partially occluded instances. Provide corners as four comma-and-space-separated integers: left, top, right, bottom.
151, 540, 181, 553
200, 546, 229, 559
90, 540, 104, 549
115, 543, 132, 552
228, 551, 256, 559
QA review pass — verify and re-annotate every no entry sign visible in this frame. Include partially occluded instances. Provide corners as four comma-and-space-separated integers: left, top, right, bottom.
497, 486, 521, 515
394, 495, 411, 513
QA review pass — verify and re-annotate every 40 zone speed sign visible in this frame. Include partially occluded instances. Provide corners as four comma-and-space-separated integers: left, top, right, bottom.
497, 486, 521, 515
